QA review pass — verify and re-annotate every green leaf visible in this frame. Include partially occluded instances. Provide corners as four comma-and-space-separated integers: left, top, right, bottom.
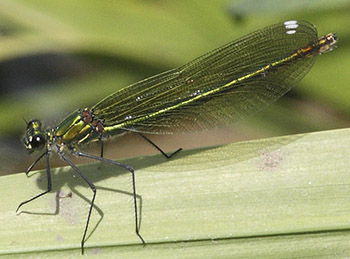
1, 128, 349, 257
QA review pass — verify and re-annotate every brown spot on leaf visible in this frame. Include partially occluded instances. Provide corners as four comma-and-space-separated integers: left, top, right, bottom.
257, 149, 289, 171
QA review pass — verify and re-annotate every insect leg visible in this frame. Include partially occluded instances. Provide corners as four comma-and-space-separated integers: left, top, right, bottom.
58, 149, 96, 255
25, 150, 46, 175
99, 139, 104, 158
16, 151, 51, 212
71, 150, 145, 247
137, 132, 182, 159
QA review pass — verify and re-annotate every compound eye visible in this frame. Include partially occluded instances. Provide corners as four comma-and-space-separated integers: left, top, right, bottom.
30, 134, 45, 149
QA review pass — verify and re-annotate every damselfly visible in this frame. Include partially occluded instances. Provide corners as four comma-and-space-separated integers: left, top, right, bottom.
17, 20, 337, 254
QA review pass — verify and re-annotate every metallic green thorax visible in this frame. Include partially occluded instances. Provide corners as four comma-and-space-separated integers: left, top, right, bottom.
54, 108, 105, 146
23, 108, 106, 153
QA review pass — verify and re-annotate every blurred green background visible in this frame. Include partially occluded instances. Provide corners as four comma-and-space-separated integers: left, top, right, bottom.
0, 0, 349, 176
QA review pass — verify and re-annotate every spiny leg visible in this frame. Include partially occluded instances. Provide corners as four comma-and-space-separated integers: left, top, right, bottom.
16, 151, 51, 212
71, 150, 145, 247
137, 132, 182, 159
